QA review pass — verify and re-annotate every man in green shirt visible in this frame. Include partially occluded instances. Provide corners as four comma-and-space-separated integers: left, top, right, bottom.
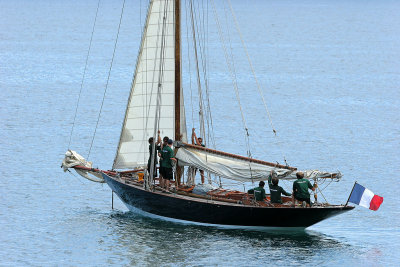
269, 177, 291, 204
292, 172, 316, 207
160, 139, 176, 192
248, 181, 266, 201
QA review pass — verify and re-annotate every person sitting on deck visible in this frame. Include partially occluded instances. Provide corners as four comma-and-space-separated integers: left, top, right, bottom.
191, 128, 205, 184
269, 177, 291, 204
248, 181, 266, 201
292, 172, 316, 207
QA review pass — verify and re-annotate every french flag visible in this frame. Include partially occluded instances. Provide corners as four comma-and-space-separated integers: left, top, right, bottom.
348, 183, 383, 211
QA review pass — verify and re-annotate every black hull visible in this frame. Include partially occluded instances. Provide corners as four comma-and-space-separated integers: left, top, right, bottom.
103, 173, 353, 228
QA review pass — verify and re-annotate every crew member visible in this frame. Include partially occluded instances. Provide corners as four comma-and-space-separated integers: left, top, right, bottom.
147, 131, 161, 178
248, 181, 266, 201
191, 128, 205, 183
269, 177, 291, 204
160, 139, 176, 192
158, 136, 169, 189
292, 172, 316, 207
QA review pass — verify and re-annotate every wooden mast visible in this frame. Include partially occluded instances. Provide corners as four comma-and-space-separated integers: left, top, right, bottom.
174, 0, 182, 185
174, 0, 181, 141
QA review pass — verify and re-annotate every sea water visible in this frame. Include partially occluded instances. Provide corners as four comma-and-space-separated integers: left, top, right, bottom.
1, 0, 399, 266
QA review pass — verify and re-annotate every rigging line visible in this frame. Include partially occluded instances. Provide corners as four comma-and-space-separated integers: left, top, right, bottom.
68, 0, 101, 149
87, 0, 126, 159
193, 0, 215, 150
190, 0, 214, 185
142, 19, 145, 165
184, 0, 195, 127
147, 0, 173, 174
113, 1, 152, 169
210, 0, 254, 180
194, 0, 216, 150
151, 0, 169, 172
316, 186, 328, 203
203, 0, 217, 150
214, 0, 251, 150
150, 0, 169, 181
144, 0, 166, 165
189, 0, 206, 142
226, 0, 276, 136
192, 0, 206, 140
141, 0, 145, 165
222, 0, 238, 96
197, 3, 210, 139
212, 1, 247, 133
144, 1, 168, 137
210, 0, 247, 135
320, 179, 333, 192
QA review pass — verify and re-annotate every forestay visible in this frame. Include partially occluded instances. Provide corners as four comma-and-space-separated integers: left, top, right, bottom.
176, 147, 342, 182
113, 0, 187, 169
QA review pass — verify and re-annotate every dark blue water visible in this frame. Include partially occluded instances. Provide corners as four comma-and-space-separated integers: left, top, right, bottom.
1, 0, 399, 265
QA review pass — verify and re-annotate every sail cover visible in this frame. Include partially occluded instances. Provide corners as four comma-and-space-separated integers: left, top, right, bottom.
176, 147, 342, 182
113, 0, 187, 169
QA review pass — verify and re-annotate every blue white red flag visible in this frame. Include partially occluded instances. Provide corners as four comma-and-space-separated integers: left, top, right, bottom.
348, 183, 383, 211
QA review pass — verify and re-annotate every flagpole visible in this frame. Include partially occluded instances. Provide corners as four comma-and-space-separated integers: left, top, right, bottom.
345, 181, 357, 206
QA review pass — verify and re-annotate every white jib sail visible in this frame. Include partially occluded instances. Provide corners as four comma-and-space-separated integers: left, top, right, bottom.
176, 147, 342, 182
113, 0, 186, 169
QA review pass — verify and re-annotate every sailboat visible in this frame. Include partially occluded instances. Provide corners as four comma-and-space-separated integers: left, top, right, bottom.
62, 0, 354, 228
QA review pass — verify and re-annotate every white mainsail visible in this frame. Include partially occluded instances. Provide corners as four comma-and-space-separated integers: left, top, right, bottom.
176, 146, 342, 182
113, 0, 186, 169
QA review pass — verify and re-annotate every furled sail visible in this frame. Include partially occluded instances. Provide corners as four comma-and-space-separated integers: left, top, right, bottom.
175, 144, 342, 182
113, 0, 187, 169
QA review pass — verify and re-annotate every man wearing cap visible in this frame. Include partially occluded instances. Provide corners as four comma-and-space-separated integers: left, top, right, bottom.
160, 139, 176, 192
292, 172, 316, 207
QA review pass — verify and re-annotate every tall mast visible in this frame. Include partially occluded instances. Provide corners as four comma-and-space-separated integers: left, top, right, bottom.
174, 0, 183, 185
174, 0, 181, 142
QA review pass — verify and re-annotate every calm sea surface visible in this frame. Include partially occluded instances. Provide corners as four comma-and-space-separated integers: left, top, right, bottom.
1, 0, 399, 266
